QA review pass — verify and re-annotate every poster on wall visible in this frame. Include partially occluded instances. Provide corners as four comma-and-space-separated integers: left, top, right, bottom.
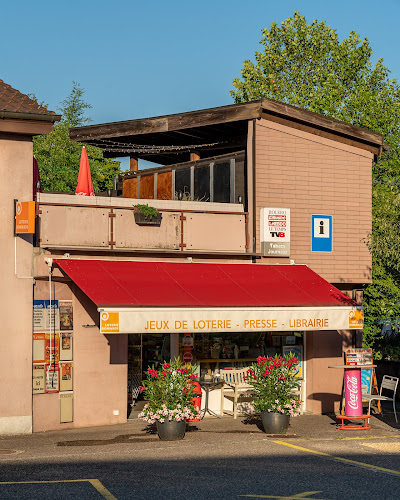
33, 332, 46, 363
60, 393, 73, 423
45, 333, 59, 363
59, 300, 73, 331
283, 345, 303, 378
60, 332, 73, 361
33, 300, 46, 331
45, 300, 59, 331
60, 363, 73, 392
45, 363, 59, 393
32, 364, 45, 394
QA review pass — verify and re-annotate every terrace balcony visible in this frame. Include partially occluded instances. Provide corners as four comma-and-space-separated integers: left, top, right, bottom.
36, 192, 249, 255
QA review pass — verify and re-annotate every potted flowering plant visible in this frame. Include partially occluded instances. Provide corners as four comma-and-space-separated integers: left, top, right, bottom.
245, 354, 302, 434
138, 359, 201, 440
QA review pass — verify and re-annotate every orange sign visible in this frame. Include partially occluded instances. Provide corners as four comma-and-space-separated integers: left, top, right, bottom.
101, 312, 120, 332
349, 310, 364, 329
15, 201, 35, 234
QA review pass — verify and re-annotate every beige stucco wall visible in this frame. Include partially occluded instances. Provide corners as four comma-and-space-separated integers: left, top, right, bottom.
32, 262, 127, 432
255, 119, 373, 284
0, 135, 34, 434
305, 330, 353, 414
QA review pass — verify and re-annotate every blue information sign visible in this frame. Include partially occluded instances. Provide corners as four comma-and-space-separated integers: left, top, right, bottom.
311, 215, 332, 252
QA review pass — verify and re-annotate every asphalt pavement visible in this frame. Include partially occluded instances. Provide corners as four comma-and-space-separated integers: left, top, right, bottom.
1, 411, 400, 500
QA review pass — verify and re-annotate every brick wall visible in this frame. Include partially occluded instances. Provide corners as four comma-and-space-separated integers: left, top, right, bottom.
255, 119, 373, 284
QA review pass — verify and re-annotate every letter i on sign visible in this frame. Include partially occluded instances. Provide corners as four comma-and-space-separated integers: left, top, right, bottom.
311, 215, 332, 252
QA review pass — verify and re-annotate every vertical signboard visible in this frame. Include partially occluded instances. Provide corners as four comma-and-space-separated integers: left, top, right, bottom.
311, 215, 332, 252
15, 200, 35, 234
260, 208, 290, 257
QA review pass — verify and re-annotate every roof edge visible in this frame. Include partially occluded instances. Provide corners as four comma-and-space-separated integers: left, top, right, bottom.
261, 99, 384, 148
0, 110, 61, 123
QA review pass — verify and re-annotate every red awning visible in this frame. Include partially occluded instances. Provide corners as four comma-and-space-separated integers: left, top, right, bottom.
53, 259, 355, 309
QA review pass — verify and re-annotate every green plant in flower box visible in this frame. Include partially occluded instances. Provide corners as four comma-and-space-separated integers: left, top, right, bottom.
245, 354, 302, 416
138, 359, 201, 423
133, 203, 160, 220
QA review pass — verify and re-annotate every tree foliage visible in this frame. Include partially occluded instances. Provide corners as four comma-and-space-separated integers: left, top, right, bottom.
33, 82, 120, 193
231, 12, 400, 358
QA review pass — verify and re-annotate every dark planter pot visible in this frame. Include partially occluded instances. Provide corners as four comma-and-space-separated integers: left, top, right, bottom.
156, 419, 186, 441
134, 211, 162, 226
261, 411, 290, 434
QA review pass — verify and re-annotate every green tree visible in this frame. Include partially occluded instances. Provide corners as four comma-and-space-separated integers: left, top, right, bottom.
231, 12, 400, 357
33, 82, 120, 193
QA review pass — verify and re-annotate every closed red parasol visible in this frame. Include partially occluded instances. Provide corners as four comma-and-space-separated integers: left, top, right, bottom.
75, 146, 95, 196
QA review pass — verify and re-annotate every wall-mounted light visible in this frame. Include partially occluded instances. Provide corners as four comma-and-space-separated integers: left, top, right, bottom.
82, 324, 97, 328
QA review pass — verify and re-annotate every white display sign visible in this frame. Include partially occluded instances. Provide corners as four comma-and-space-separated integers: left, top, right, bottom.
260, 207, 290, 257
99, 306, 363, 334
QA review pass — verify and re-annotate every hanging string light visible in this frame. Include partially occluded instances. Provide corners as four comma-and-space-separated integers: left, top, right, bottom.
83, 138, 225, 154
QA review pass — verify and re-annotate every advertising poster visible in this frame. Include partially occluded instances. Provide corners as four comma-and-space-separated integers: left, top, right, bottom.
59, 300, 73, 331
45, 333, 59, 363
283, 345, 303, 378
32, 364, 45, 394
260, 207, 290, 257
60, 332, 73, 361
45, 363, 59, 393
60, 363, 73, 392
33, 332, 45, 363
33, 300, 46, 331
60, 393, 73, 423
45, 300, 59, 331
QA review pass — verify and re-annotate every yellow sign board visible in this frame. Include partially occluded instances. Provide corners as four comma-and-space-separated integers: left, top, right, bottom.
100, 312, 120, 332
99, 306, 364, 334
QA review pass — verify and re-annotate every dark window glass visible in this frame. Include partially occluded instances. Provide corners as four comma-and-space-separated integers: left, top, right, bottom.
213, 162, 230, 203
175, 168, 191, 199
235, 160, 245, 205
194, 166, 210, 202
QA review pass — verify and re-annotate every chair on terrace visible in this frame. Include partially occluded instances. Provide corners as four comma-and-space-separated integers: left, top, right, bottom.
364, 375, 399, 423
220, 367, 254, 419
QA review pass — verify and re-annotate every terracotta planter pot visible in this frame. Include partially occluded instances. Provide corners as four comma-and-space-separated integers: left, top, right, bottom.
261, 411, 290, 434
156, 419, 186, 441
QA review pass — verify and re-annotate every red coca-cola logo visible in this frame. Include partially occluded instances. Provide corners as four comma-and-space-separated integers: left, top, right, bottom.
347, 375, 359, 409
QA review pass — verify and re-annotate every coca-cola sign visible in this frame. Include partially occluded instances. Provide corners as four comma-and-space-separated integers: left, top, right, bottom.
344, 370, 362, 416
347, 376, 359, 409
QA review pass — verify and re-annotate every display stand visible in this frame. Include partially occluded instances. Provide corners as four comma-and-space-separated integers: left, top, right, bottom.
329, 364, 376, 430
341, 348, 380, 416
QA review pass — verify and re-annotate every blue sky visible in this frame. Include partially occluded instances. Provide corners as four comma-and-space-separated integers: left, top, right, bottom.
2, 0, 399, 169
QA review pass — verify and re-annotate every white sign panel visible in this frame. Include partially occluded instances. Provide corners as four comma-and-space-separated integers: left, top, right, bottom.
99, 306, 363, 334
260, 208, 290, 257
